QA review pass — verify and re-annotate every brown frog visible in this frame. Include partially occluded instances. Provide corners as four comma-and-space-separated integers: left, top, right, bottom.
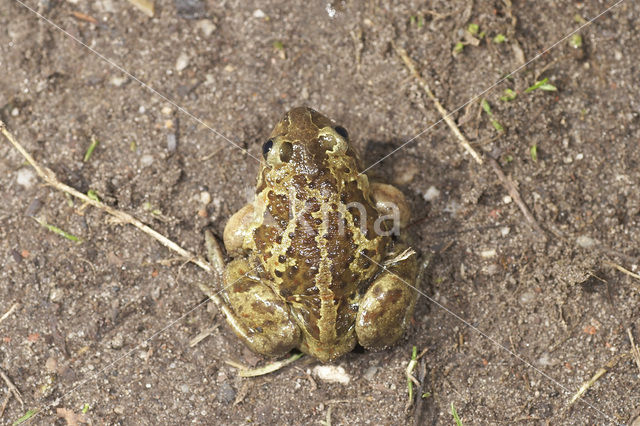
204, 107, 418, 362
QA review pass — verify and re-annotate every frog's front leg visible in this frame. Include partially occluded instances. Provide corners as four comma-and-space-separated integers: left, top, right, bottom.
355, 246, 418, 350
205, 231, 301, 357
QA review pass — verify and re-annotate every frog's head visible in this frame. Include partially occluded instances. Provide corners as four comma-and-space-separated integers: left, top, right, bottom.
259, 107, 359, 186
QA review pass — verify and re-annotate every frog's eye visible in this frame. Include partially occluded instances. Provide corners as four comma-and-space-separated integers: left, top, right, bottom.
279, 142, 293, 163
334, 126, 348, 139
262, 139, 274, 159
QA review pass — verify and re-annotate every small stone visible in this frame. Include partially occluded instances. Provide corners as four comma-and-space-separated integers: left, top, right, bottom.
45, 357, 58, 373
49, 287, 64, 303
479, 248, 496, 258
443, 200, 460, 216
313, 365, 350, 385
216, 383, 236, 404
113, 406, 125, 415
138, 105, 146, 114
575, 153, 584, 160
161, 106, 173, 116
110, 333, 124, 349
11, 107, 19, 116
614, 50, 623, 61
576, 235, 597, 248
196, 19, 216, 37
363, 366, 378, 381
392, 162, 418, 185
110, 75, 129, 87
502, 195, 512, 204
252, 9, 265, 18
174, 0, 206, 20
200, 191, 211, 205
180, 384, 189, 393
175, 52, 190, 72
140, 154, 154, 167
500, 227, 510, 237
16, 167, 37, 189
422, 186, 440, 201
520, 290, 535, 304
167, 133, 177, 152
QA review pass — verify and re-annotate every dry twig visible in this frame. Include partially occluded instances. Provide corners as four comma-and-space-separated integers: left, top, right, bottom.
0, 121, 211, 274
0, 303, 19, 324
0, 369, 24, 409
393, 43, 483, 165
393, 46, 547, 239
569, 352, 629, 405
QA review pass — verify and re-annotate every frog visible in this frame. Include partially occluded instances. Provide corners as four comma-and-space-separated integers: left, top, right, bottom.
203, 106, 419, 362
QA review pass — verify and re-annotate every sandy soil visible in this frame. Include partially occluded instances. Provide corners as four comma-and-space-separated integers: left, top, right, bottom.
1, 0, 639, 424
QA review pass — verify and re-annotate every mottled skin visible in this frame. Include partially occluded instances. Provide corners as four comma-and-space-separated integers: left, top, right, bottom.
207, 107, 418, 362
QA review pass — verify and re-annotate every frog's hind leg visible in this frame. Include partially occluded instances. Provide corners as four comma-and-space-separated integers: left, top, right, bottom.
355, 246, 419, 350
203, 231, 301, 357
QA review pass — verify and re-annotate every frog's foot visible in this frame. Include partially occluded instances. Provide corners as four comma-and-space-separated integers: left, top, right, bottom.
369, 182, 410, 229
215, 258, 301, 357
355, 246, 418, 350
223, 203, 254, 255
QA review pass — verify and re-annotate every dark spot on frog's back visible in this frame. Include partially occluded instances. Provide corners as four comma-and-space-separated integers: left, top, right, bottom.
374, 287, 404, 304
251, 300, 277, 316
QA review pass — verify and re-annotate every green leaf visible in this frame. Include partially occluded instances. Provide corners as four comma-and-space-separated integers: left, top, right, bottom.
467, 23, 479, 35
493, 33, 506, 43
451, 403, 463, 426
272, 40, 284, 50
82, 403, 90, 414
491, 119, 504, 132
87, 189, 100, 202
453, 42, 464, 54
499, 88, 517, 102
570, 34, 583, 48
83, 137, 99, 162
530, 145, 538, 162
13, 410, 37, 425
525, 77, 557, 93
480, 98, 492, 115
34, 217, 81, 243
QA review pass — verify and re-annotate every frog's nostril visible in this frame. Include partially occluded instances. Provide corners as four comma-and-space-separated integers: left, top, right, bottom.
262, 139, 274, 159
279, 142, 293, 162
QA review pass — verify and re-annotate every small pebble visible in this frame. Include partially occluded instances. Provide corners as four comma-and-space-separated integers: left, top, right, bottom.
110, 75, 129, 87
140, 154, 154, 167
500, 226, 510, 237
175, 52, 190, 72
216, 383, 236, 404
138, 105, 146, 114
479, 248, 496, 258
167, 133, 177, 152
161, 106, 173, 116
25, 198, 43, 216
16, 167, 37, 189
252, 9, 265, 18
110, 333, 124, 349
502, 195, 512, 204
575, 153, 584, 160
200, 191, 211, 205
363, 366, 378, 381
180, 384, 189, 393
520, 290, 535, 304
45, 357, 58, 373
423, 186, 440, 201
313, 365, 350, 385
576, 235, 597, 248
393, 163, 418, 185
196, 19, 216, 37
11, 107, 19, 116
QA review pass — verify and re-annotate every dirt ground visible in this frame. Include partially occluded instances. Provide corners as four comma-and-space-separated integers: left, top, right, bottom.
1, 0, 639, 424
